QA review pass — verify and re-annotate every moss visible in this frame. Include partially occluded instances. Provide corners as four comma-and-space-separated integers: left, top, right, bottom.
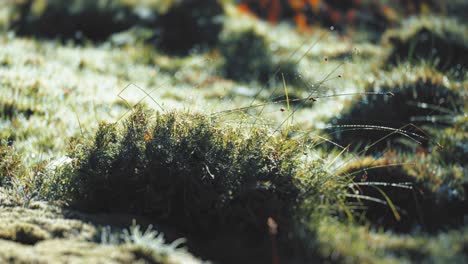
1, 100, 39, 120
432, 117, 468, 165
11, 0, 142, 41
338, 155, 466, 232
382, 16, 468, 77
64, 108, 303, 237
156, 0, 224, 55
329, 65, 465, 152
0, 222, 49, 245
316, 217, 468, 264
219, 27, 298, 85
10, 0, 224, 54
0, 140, 23, 186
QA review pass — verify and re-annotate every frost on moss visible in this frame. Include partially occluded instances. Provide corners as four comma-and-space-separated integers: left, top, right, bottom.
219, 27, 298, 84
338, 155, 467, 232
10, 0, 224, 54
0, 140, 23, 186
63, 107, 305, 238
329, 65, 465, 152
382, 16, 468, 76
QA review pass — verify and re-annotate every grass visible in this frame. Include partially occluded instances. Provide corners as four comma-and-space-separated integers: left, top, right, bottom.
0, 1, 466, 263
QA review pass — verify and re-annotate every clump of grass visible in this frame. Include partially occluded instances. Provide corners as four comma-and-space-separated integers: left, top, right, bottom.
329, 65, 465, 152
219, 27, 298, 84
382, 16, 468, 77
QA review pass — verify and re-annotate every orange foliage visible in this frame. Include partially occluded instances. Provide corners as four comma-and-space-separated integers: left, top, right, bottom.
236, 0, 433, 31
268, 0, 280, 23
293, 13, 308, 31
307, 0, 321, 13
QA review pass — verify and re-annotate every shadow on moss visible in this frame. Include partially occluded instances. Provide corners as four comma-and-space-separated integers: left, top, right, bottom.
382, 16, 468, 78
219, 28, 298, 85
338, 155, 467, 233
328, 66, 465, 153
10, 0, 224, 54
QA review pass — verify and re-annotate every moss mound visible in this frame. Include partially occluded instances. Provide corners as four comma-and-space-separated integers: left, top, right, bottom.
339, 156, 466, 232
329, 65, 465, 152
383, 16, 468, 76
156, 0, 223, 55
11, 0, 142, 42
432, 119, 468, 166
0, 141, 23, 186
63, 108, 305, 238
219, 27, 297, 84
11, 0, 224, 54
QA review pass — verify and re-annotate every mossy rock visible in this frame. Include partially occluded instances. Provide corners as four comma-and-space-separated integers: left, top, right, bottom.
382, 16, 468, 77
329, 65, 465, 152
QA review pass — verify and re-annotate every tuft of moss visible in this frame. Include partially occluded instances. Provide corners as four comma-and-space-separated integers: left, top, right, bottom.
63, 107, 304, 239
156, 0, 224, 55
10, 0, 224, 54
382, 16, 468, 77
0, 140, 23, 186
0, 222, 50, 245
11, 0, 143, 42
219, 27, 298, 84
330, 65, 465, 152
338, 155, 467, 232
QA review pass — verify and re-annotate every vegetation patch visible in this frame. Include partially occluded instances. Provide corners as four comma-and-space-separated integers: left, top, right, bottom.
219, 27, 298, 85
156, 0, 223, 55
1, 99, 39, 120
329, 65, 465, 152
11, 0, 143, 42
0, 222, 49, 245
48, 107, 331, 260
0, 140, 23, 186
382, 16, 468, 76
10, 0, 223, 54
338, 155, 466, 232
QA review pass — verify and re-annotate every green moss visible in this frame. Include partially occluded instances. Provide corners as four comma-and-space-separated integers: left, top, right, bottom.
330, 65, 465, 152
10, 0, 224, 54
432, 117, 468, 165
0, 222, 49, 245
382, 16, 468, 77
63, 108, 303, 236
219, 27, 298, 84
11, 0, 142, 41
0, 140, 23, 186
338, 155, 466, 232
156, 0, 224, 54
